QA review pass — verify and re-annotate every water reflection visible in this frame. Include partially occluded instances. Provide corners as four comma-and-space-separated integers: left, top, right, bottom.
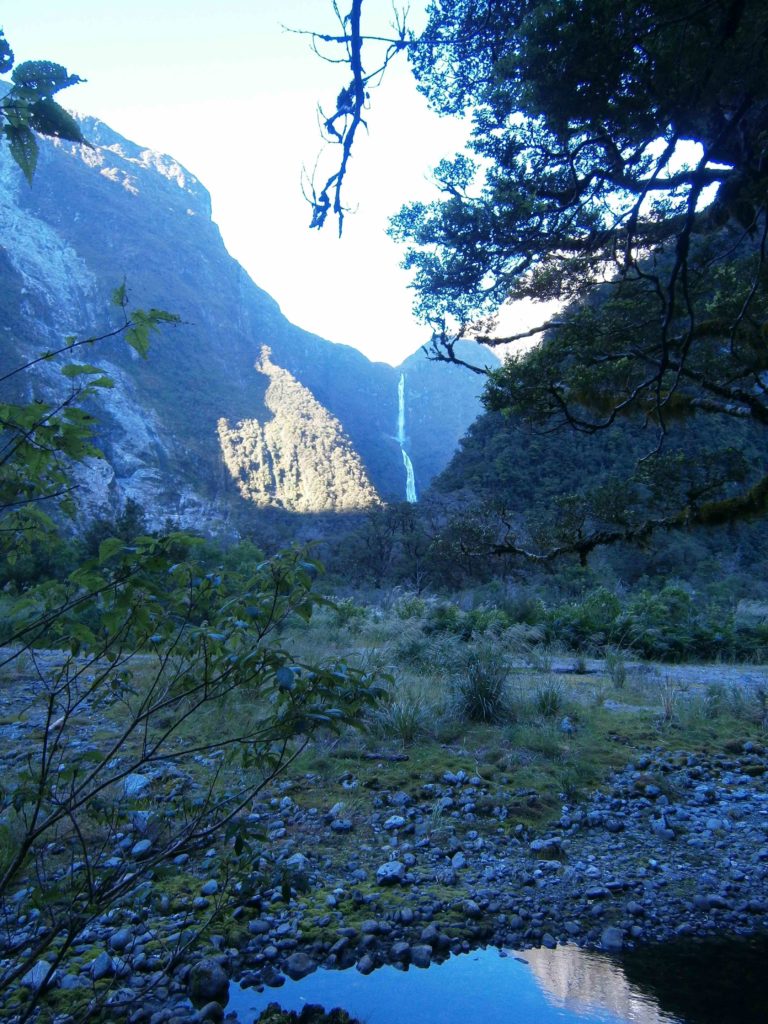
621, 936, 768, 1024
524, 946, 676, 1023
227, 944, 680, 1024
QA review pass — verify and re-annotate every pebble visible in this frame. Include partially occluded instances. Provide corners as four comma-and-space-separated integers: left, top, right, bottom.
5, 733, 768, 1024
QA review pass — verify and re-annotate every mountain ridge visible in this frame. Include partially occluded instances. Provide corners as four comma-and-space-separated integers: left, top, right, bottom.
0, 113, 496, 531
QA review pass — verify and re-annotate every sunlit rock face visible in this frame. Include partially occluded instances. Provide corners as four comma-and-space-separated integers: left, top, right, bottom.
218, 348, 380, 512
0, 117, 489, 529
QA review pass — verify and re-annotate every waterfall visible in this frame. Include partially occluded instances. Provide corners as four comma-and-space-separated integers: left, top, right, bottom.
397, 373, 417, 503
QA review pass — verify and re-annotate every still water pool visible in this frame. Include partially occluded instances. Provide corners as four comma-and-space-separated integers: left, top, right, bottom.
226, 936, 768, 1024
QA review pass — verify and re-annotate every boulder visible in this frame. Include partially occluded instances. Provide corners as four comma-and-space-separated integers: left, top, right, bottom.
284, 952, 317, 980
122, 773, 151, 798
189, 958, 229, 1007
21, 961, 53, 991
410, 945, 432, 968
600, 926, 624, 952
376, 861, 405, 885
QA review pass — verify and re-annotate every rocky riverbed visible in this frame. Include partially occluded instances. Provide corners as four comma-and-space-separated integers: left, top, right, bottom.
4, 737, 768, 1024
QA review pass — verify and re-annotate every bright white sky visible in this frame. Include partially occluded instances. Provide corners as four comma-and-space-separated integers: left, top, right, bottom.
3, 0, 473, 365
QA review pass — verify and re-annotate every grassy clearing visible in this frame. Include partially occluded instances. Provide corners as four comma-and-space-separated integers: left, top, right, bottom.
2, 594, 767, 1024
3, 596, 765, 843
278, 596, 768, 824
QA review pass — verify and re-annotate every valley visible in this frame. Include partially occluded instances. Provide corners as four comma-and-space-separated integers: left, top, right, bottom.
3, 4, 768, 1020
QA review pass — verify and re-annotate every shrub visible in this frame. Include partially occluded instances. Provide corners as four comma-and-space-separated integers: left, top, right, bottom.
454, 644, 509, 723
546, 586, 621, 651
394, 594, 427, 620
534, 680, 564, 718
605, 648, 628, 688
465, 606, 512, 637
425, 601, 466, 636
332, 596, 367, 629
369, 694, 429, 744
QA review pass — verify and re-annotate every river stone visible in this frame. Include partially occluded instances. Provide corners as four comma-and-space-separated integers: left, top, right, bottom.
262, 965, 285, 987
249, 919, 271, 935
132, 838, 153, 859
196, 1002, 225, 1022
384, 815, 406, 830
356, 954, 375, 975
21, 960, 52, 991
91, 952, 115, 980
410, 945, 432, 968
109, 928, 133, 952
189, 958, 229, 1007
391, 941, 410, 962
123, 773, 151, 798
376, 861, 405, 885
462, 899, 482, 919
285, 952, 317, 980
600, 926, 624, 952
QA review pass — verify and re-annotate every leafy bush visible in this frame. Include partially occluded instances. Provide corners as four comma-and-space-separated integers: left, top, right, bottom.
332, 596, 367, 629
546, 586, 622, 651
394, 594, 427, 620
425, 601, 466, 636
465, 605, 511, 637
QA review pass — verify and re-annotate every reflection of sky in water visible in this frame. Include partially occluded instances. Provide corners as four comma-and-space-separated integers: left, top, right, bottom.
227, 946, 681, 1024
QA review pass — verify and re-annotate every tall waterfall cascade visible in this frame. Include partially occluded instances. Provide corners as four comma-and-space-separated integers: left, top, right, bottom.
396, 373, 418, 503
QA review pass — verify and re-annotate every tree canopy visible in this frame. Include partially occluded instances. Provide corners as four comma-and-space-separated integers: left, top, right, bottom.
312, 0, 768, 548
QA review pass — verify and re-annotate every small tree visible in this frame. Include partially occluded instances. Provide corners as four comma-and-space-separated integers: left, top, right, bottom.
0, 305, 380, 1022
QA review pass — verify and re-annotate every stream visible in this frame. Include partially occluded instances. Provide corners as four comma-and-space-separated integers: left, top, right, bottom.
226, 935, 768, 1024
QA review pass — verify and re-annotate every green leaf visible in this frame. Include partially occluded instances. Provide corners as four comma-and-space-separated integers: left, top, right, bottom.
4, 124, 38, 183
28, 98, 83, 143
125, 323, 150, 358
276, 666, 296, 692
11, 60, 83, 96
98, 537, 124, 564
60, 363, 106, 378
0, 31, 14, 74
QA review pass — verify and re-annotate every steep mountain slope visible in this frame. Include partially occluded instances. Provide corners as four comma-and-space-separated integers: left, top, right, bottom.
431, 405, 768, 583
218, 348, 380, 513
0, 115, 489, 528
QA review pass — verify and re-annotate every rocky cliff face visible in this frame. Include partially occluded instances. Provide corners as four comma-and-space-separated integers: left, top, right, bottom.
0, 116, 491, 530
